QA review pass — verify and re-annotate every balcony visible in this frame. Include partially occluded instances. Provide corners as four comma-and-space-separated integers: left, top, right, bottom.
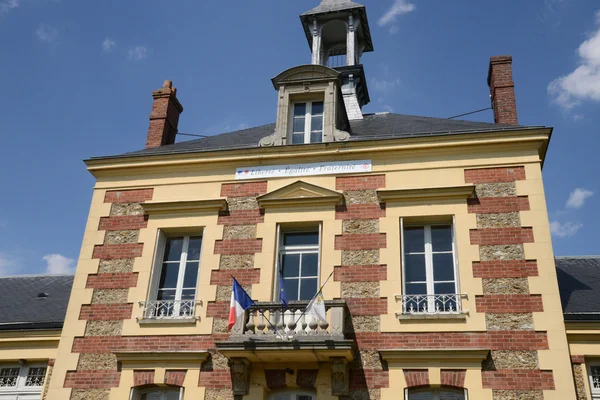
396, 294, 468, 320
216, 300, 355, 363
137, 300, 201, 324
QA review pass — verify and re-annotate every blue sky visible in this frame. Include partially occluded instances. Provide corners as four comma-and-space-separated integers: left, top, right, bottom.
0, 0, 598, 276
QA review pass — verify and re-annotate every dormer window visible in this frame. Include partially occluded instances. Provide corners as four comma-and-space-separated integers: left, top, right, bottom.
291, 101, 324, 144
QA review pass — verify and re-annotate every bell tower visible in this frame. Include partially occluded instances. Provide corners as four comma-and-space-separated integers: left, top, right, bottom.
300, 0, 373, 120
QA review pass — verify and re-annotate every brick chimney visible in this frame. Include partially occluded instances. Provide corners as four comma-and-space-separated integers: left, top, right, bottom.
145, 80, 184, 149
487, 56, 518, 125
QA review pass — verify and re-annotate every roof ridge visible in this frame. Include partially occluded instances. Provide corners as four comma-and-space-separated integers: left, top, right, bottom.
0, 273, 75, 279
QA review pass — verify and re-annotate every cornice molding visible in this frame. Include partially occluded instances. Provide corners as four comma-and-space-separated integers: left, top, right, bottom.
378, 185, 475, 203
142, 199, 227, 215
380, 349, 489, 365
115, 351, 209, 363
86, 128, 551, 173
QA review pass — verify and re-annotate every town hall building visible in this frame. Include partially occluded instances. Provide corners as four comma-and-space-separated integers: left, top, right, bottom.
2, 1, 600, 400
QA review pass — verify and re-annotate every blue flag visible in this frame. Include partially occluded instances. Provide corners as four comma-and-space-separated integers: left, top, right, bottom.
279, 271, 289, 308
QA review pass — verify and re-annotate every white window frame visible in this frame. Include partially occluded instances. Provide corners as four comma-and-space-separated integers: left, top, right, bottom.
0, 363, 47, 397
401, 218, 460, 313
147, 232, 203, 317
588, 362, 600, 399
404, 387, 468, 400
289, 101, 324, 144
130, 387, 183, 400
269, 390, 317, 400
274, 224, 322, 302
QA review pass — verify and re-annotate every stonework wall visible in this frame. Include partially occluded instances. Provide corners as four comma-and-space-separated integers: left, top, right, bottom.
335, 175, 388, 400
66, 189, 153, 400
466, 167, 551, 398
203, 182, 267, 399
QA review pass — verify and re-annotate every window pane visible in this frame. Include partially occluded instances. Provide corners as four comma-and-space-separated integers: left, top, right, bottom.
440, 390, 466, 400
294, 103, 307, 116
404, 254, 426, 282
404, 227, 425, 253
284, 232, 319, 246
292, 133, 304, 144
311, 115, 323, 131
163, 237, 184, 262
301, 253, 318, 277
300, 278, 318, 301
299, 396, 314, 400
293, 117, 306, 133
157, 290, 176, 301
25, 367, 47, 387
282, 254, 300, 278
434, 282, 456, 295
187, 237, 202, 260
159, 263, 180, 289
405, 283, 427, 295
310, 132, 323, 144
0, 368, 19, 387
283, 279, 299, 301
183, 261, 199, 288
433, 253, 455, 282
312, 101, 324, 115
431, 225, 453, 252
181, 289, 196, 301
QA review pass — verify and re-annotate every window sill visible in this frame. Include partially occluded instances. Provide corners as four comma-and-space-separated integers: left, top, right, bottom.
396, 312, 468, 321
137, 317, 197, 325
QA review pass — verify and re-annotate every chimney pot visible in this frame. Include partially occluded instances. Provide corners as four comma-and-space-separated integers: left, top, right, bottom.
487, 55, 518, 125
145, 79, 184, 149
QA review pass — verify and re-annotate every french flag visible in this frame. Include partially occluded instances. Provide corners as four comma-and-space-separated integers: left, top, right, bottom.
228, 278, 254, 332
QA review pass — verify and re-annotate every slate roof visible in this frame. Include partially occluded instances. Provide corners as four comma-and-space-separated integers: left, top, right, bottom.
301, 0, 365, 16
0, 274, 74, 330
556, 256, 600, 321
100, 113, 529, 160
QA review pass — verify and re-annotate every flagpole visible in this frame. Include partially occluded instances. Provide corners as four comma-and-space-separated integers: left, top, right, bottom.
229, 275, 284, 339
293, 270, 334, 328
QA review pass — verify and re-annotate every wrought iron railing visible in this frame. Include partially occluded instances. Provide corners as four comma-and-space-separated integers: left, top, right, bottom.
139, 300, 198, 320
232, 300, 347, 338
321, 48, 347, 68
400, 294, 464, 315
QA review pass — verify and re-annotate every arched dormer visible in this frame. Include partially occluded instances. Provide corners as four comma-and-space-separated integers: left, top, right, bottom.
259, 65, 351, 147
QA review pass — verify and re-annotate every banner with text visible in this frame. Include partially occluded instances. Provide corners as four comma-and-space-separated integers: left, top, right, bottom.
235, 160, 372, 180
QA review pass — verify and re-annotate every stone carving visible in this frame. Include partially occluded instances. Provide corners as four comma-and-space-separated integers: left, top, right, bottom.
334, 129, 351, 142
228, 358, 251, 397
331, 357, 349, 396
259, 130, 280, 147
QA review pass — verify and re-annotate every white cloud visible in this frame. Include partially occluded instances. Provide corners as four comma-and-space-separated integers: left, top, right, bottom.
548, 12, 600, 109
378, 0, 415, 33
102, 38, 116, 53
128, 46, 148, 61
0, 253, 19, 276
371, 77, 401, 94
566, 188, 594, 209
550, 221, 583, 238
0, 0, 19, 15
36, 23, 58, 42
42, 254, 75, 274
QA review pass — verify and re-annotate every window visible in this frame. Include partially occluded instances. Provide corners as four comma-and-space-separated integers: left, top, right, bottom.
401, 220, 460, 314
0, 364, 47, 398
291, 101, 324, 144
130, 387, 182, 400
589, 364, 600, 399
270, 391, 316, 400
406, 388, 467, 400
278, 230, 320, 302
145, 235, 202, 319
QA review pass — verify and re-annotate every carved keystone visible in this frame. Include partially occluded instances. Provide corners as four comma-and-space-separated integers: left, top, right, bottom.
229, 358, 252, 398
